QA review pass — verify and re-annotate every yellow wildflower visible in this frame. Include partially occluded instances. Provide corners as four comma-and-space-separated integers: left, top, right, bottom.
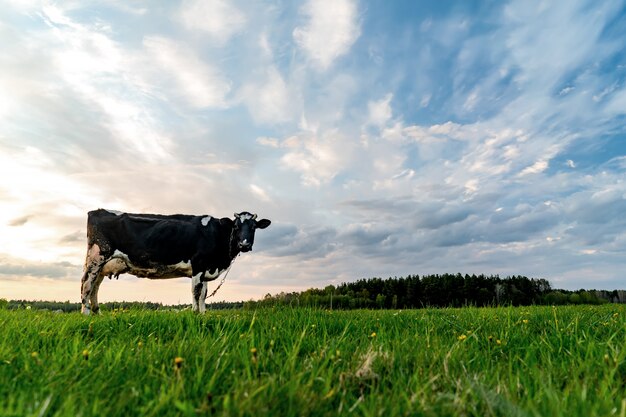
370, 332, 377, 338
31, 351, 38, 358
458, 334, 467, 341
522, 319, 529, 324
82, 349, 89, 360
174, 357, 184, 369
323, 388, 336, 400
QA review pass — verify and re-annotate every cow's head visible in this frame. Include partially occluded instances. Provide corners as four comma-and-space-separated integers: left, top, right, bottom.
232, 212, 271, 253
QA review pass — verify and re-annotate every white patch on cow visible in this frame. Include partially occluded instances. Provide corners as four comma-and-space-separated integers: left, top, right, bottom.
199, 282, 208, 314
101, 258, 128, 277
112, 249, 128, 259
191, 272, 204, 312
201, 216, 212, 226
106, 209, 124, 216
241, 239, 248, 245
82, 243, 105, 315
171, 260, 192, 274
104, 251, 192, 279
239, 213, 253, 222
86, 243, 102, 262
204, 267, 224, 281
84, 244, 105, 282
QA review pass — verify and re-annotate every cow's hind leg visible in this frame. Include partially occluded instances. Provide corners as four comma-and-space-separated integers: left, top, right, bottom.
191, 273, 207, 313
81, 244, 106, 315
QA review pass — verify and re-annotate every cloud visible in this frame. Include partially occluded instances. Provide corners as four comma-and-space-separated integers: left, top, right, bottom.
143, 36, 232, 109
59, 230, 84, 244
0, 254, 79, 280
240, 66, 293, 124
12, 5, 178, 163
256, 137, 280, 148
293, 0, 361, 70
502, 0, 620, 91
8, 215, 31, 227
280, 130, 354, 187
519, 160, 549, 176
260, 223, 337, 259
605, 88, 626, 116
178, 0, 246, 43
249, 184, 271, 202
367, 93, 393, 127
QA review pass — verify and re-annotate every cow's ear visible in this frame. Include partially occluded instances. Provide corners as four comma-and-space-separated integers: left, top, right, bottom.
220, 217, 234, 227
256, 219, 271, 229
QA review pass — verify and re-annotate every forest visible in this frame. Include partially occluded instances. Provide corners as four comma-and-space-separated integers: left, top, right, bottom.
249, 273, 626, 309
3, 273, 625, 312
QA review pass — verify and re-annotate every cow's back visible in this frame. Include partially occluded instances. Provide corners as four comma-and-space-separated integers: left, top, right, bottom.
86, 209, 216, 267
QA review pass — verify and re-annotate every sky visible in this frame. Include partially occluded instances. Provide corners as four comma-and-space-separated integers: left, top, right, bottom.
1, 0, 626, 305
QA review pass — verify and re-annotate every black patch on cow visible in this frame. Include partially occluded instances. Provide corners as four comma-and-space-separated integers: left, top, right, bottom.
193, 281, 204, 301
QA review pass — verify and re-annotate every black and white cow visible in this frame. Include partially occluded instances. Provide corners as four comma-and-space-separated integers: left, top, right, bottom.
80, 209, 270, 315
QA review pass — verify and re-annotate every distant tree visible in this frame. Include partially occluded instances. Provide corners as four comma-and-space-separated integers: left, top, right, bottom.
375, 294, 386, 309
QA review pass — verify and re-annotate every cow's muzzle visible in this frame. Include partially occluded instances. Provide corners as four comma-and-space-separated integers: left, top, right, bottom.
239, 242, 252, 252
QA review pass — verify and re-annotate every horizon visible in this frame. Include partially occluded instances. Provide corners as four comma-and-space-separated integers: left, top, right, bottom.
6, 272, 626, 307
1, 0, 626, 305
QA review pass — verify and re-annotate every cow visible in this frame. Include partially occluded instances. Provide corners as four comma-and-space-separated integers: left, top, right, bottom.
80, 209, 271, 315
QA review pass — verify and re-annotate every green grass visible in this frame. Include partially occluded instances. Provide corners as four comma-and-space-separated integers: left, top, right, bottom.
1, 305, 625, 416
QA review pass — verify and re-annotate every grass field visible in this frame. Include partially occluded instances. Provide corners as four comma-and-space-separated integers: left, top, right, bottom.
1, 305, 625, 417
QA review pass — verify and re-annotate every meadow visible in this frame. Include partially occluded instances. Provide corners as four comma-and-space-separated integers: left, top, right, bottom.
1, 305, 624, 417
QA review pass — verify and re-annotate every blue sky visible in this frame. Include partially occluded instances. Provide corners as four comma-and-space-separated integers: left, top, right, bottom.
1, 0, 625, 304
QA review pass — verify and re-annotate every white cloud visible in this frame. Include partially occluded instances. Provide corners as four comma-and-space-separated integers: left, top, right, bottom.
256, 137, 280, 148
14, 5, 175, 162
178, 0, 246, 43
463, 89, 479, 111
502, 1, 614, 90
281, 130, 351, 187
293, 0, 361, 70
0, 147, 104, 263
605, 88, 626, 116
404, 121, 467, 143
367, 93, 393, 127
250, 184, 271, 202
241, 66, 292, 124
143, 36, 232, 109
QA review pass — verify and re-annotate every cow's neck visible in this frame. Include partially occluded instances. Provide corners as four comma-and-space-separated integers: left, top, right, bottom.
227, 225, 240, 261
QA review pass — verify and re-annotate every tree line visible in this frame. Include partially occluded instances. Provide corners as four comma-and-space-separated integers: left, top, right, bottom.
248, 273, 626, 309
2, 273, 624, 311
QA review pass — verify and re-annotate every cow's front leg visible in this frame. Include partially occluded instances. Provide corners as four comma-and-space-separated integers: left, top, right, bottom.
191, 272, 207, 313
81, 244, 105, 315
88, 272, 106, 314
